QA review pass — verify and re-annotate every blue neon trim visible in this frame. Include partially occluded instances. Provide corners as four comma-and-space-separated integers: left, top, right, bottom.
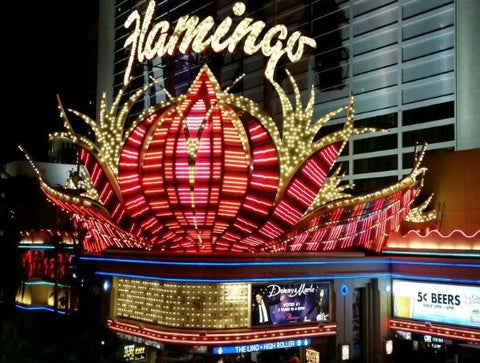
23, 281, 67, 287
82, 256, 480, 270
94, 271, 391, 283
384, 250, 480, 258
18, 245, 75, 250
390, 260, 480, 268
94, 271, 480, 285
18, 245, 55, 249
16, 305, 44, 311
15, 304, 67, 314
81, 256, 390, 267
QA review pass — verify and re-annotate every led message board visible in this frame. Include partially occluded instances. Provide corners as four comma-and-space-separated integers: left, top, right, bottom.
213, 338, 311, 355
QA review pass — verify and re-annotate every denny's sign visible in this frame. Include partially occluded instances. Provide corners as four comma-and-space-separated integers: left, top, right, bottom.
123, 1, 316, 84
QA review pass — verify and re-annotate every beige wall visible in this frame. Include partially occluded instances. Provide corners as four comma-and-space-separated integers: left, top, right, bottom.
423, 149, 480, 234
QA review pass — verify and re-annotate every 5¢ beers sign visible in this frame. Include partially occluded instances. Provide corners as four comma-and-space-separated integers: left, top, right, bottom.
392, 280, 480, 328
416, 291, 461, 306
123, 1, 316, 84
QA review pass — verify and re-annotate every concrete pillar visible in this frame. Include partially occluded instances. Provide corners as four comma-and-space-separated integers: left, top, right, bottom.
372, 278, 392, 363
456, 0, 480, 150
334, 279, 354, 362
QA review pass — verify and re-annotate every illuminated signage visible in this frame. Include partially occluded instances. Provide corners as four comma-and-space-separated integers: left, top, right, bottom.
213, 338, 311, 355
396, 330, 453, 345
115, 278, 249, 329
423, 335, 452, 345
392, 280, 480, 328
341, 344, 349, 361
385, 340, 393, 355
306, 348, 320, 363
43, 0, 423, 257
251, 282, 330, 326
117, 333, 163, 350
123, 344, 146, 361
21, 250, 73, 281
123, 1, 316, 84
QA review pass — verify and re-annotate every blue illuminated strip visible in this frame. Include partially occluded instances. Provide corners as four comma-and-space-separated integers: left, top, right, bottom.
385, 250, 480, 258
81, 256, 390, 267
213, 338, 311, 355
390, 260, 480, 268
15, 304, 66, 315
82, 256, 480, 269
18, 245, 54, 249
95, 271, 391, 283
23, 281, 67, 287
18, 245, 74, 250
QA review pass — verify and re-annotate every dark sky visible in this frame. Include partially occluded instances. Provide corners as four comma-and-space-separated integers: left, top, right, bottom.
2, 1, 98, 163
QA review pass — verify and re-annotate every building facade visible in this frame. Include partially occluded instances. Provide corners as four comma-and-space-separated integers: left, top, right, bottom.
98, 0, 479, 193
24, 1, 479, 362
81, 251, 480, 362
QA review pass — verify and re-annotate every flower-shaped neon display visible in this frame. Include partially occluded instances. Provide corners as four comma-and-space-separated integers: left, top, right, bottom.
43, 65, 424, 253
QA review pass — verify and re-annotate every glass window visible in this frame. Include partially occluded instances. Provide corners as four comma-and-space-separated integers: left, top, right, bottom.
315, 123, 345, 140
402, 101, 454, 126
354, 134, 397, 154
355, 113, 398, 129
402, 124, 454, 147
353, 176, 398, 194
354, 155, 397, 174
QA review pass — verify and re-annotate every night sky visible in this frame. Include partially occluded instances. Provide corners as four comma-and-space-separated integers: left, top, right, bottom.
2, 1, 98, 163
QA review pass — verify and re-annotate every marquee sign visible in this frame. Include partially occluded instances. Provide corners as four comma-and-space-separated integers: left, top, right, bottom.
124, 1, 316, 84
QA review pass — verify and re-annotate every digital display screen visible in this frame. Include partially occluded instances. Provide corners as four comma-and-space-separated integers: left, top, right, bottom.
251, 282, 330, 326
